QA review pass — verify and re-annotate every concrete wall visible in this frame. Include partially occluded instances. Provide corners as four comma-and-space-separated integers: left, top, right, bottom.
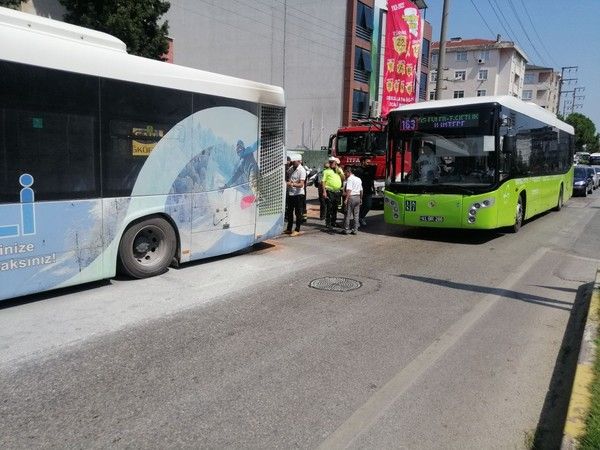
20, 0, 64, 19
166, 0, 347, 150
18, 0, 348, 151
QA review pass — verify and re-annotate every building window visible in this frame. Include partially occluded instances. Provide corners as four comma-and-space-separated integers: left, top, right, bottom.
352, 89, 369, 120
430, 71, 437, 82
356, 2, 374, 41
522, 90, 533, 100
421, 38, 430, 67
354, 46, 372, 83
477, 89, 487, 97
478, 50, 490, 62
429, 91, 436, 100
524, 73, 535, 84
477, 69, 488, 80
454, 70, 466, 81
431, 52, 438, 67
456, 51, 467, 61
453, 90, 464, 98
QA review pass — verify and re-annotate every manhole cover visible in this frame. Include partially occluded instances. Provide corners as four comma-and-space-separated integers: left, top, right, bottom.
309, 277, 362, 292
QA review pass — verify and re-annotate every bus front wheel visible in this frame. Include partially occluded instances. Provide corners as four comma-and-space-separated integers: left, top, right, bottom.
118, 216, 177, 279
511, 195, 524, 233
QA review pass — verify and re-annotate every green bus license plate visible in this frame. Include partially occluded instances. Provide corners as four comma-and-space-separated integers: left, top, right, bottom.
420, 215, 444, 223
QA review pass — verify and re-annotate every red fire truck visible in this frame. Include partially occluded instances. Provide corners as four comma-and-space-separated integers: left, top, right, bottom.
328, 119, 411, 202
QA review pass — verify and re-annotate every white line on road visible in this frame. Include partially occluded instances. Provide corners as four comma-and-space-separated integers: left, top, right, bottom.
318, 246, 550, 449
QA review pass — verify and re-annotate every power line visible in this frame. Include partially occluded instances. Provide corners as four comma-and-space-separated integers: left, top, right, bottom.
518, 0, 558, 67
506, 0, 547, 65
175, 2, 345, 65
486, 0, 515, 42
236, 0, 347, 42
192, 0, 346, 56
265, 0, 350, 37
468, 0, 496, 38
490, 0, 519, 42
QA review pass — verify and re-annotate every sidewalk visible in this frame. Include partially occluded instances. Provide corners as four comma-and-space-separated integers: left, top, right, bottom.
562, 270, 600, 449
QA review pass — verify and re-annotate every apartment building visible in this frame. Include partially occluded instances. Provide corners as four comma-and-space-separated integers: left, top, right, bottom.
523, 65, 560, 114
429, 37, 528, 101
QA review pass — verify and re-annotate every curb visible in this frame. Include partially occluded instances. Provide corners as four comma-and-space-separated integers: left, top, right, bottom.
562, 270, 600, 449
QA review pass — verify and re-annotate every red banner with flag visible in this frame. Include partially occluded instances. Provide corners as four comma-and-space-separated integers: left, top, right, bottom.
381, 0, 422, 117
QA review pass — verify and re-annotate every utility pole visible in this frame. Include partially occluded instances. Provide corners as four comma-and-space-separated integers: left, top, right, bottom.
571, 86, 585, 115
560, 86, 585, 117
557, 66, 577, 116
435, 0, 449, 99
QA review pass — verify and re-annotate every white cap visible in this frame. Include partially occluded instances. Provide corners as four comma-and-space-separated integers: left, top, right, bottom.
289, 154, 302, 162
328, 156, 340, 164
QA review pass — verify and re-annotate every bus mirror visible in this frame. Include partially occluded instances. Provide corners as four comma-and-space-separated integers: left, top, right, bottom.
503, 134, 516, 154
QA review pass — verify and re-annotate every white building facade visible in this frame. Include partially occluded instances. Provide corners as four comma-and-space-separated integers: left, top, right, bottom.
429, 37, 528, 101
523, 65, 560, 114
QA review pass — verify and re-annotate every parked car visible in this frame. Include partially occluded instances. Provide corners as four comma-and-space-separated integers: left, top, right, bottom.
587, 166, 599, 190
593, 166, 600, 187
573, 166, 594, 196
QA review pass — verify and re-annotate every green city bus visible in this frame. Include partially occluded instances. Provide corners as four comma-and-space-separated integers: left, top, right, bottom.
384, 96, 574, 232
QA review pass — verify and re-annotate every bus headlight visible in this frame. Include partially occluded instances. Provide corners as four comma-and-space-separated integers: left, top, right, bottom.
466, 198, 494, 224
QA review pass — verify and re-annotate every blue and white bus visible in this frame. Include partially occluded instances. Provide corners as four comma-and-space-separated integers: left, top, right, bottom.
0, 7, 286, 301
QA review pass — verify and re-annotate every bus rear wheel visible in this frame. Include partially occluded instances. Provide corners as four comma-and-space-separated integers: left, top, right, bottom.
511, 195, 524, 233
118, 217, 177, 279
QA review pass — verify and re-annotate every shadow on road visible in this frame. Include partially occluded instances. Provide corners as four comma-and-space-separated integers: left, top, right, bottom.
531, 281, 593, 449
0, 279, 112, 310
396, 274, 574, 312
304, 203, 503, 245
394, 274, 594, 448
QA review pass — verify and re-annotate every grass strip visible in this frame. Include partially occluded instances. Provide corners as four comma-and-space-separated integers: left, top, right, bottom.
578, 305, 600, 449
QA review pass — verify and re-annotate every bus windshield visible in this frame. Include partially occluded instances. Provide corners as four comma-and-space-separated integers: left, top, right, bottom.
393, 132, 497, 187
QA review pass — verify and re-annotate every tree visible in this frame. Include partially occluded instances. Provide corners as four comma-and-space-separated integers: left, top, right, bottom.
0, 0, 21, 9
565, 112, 598, 151
58, 0, 171, 60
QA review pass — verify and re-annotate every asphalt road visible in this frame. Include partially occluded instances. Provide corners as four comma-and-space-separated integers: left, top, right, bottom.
1, 188, 599, 449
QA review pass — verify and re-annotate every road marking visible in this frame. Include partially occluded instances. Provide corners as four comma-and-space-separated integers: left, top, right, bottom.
550, 250, 600, 264
318, 246, 550, 449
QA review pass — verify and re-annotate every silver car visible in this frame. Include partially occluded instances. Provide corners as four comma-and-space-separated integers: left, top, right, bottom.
593, 166, 600, 188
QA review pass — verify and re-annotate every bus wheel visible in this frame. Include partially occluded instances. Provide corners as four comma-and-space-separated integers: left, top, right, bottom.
511, 195, 524, 233
118, 216, 177, 279
554, 186, 563, 211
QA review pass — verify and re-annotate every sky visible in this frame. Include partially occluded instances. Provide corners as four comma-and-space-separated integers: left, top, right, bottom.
418, 0, 600, 129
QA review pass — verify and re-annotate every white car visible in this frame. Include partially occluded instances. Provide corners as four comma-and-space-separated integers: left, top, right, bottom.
593, 166, 600, 189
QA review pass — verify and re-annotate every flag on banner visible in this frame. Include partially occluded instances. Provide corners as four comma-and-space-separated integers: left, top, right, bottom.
381, 0, 422, 117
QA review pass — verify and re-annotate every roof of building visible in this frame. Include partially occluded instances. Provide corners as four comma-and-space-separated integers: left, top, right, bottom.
431, 38, 529, 62
431, 38, 499, 49
526, 64, 554, 71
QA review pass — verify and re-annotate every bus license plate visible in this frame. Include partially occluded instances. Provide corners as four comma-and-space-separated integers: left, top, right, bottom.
420, 215, 444, 223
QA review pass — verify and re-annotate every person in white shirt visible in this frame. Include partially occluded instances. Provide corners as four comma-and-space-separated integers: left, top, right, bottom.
284, 154, 307, 236
342, 166, 362, 235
